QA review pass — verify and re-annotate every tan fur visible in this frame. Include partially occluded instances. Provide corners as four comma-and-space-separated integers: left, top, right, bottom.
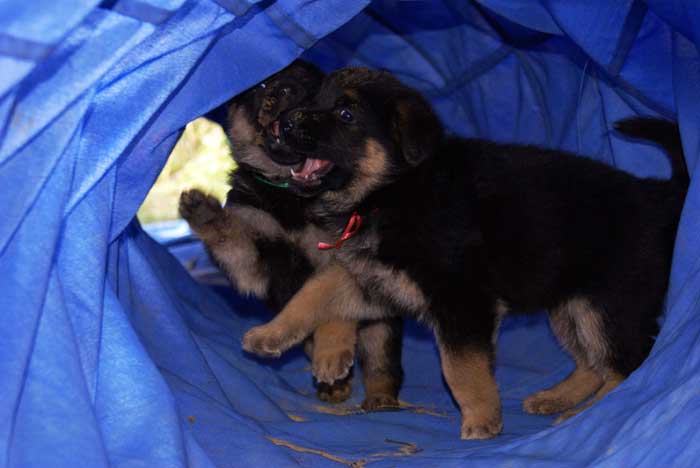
242, 263, 393, 356
228, 205, 285, 240
362, 375, 400, 411
523, 362, 604, 415
358, 321, 401, 410
436, 344, 502, 440
226, 106, 293, 181
550, 297, 610, 373
554, 371, 624, 424
183, 191, 371, 384
289, 223, 336, 268
357, 321, 392, 374
522, 298, 619, 421
242, 265, 352, 356
362, 375, 398, 400
342, 256, 428, 316
227, 105, 256, 143
181, 191, 271, 298
312, 321, 357, 384
209, 234, 269, 298
322, 138, 389, 212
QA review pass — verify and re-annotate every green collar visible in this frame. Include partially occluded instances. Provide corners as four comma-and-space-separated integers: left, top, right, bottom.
253, 174, 290, 189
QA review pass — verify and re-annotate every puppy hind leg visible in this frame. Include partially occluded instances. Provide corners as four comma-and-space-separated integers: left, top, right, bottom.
358, 318, 403, 412
523, 361, 603, 415
524, 301, 606, 414
554, 371, 624, 424
526, 298, 623, 421
552, 298, 659, 423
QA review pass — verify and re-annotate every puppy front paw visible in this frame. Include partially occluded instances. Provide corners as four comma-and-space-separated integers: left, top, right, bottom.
179, 189, 222, 228
312, 347, 354, 384
242, 325, 300, 358
460, 411, 502, 440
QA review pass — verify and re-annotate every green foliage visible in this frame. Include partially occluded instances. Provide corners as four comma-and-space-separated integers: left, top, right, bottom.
137, 118, 235, 224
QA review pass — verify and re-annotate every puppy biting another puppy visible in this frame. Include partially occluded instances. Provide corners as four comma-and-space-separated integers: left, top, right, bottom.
180, 61, 404, 410
242, 66, 688, 439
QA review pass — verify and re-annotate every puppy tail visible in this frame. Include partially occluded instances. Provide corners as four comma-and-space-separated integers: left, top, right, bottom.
614, 117, 689, 188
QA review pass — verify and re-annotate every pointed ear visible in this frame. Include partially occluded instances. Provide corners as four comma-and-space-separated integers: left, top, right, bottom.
390, 94, 443, 166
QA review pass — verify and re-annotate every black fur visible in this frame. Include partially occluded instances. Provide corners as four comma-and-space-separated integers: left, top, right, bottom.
253, 237, 313, 311
279, 67, 688, 412
185, 61, 404, 405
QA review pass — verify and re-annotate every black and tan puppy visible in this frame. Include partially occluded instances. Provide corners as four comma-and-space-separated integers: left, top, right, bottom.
180, 62, 403, 409
241, 67, 688, 438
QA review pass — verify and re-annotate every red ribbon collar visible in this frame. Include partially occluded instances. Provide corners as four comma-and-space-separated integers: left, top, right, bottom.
317, 209, 377, 250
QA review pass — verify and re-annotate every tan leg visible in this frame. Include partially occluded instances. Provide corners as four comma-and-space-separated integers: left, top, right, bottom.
358, 319, 403, 411
523, 361, 604, 415
529, 298, 620, 421
554, 371, 624, 424
242, 265, 374, 357
242, 268, 334, 357
311, 321, 357, 384
362, 374, 401, 411
437, 343, 502, 440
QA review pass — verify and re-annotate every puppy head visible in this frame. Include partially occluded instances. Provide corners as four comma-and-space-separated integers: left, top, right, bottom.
273, 67, 443, 211
225, 60, 324, 188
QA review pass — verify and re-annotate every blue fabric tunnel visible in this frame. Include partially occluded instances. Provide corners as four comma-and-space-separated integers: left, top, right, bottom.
2, 0, 700, 466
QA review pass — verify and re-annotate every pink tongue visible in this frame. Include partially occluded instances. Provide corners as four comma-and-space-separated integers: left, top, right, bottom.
271, 120, 280, 137
296, 158, 326, 178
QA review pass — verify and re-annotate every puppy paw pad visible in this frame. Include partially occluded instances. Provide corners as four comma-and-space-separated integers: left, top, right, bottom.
179, 189, 222, 226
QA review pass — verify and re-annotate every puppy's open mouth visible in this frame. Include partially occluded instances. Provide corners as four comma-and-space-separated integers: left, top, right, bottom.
290, 157, 335, 185
263, 119, 334, 186
270, 120, 281, 143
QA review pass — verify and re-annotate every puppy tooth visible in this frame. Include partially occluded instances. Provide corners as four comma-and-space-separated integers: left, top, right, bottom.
276, 137, 281, 144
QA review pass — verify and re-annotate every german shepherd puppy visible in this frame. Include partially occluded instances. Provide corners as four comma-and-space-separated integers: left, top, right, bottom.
179, 62, 403, 409
241, 67, 688, 438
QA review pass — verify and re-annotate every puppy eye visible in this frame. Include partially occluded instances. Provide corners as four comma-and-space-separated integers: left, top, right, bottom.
279, 87, 291, 97
339, 108, 353, 122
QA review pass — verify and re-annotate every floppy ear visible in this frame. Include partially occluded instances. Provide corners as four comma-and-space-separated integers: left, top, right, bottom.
390, 94, 443, 166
